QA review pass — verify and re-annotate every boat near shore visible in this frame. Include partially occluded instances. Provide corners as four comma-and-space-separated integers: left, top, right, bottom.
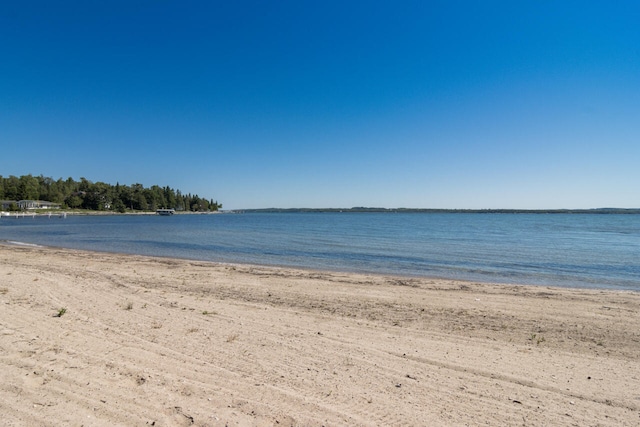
156, 208, 175, 216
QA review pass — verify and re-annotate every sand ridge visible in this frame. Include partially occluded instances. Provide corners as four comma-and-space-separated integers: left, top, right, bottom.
1, 244, 639, 426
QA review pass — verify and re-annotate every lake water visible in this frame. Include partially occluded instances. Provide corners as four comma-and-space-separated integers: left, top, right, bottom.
1, 212, 639, 290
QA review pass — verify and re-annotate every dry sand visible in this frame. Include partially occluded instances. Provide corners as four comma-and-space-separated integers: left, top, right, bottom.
1, 244, 639, 426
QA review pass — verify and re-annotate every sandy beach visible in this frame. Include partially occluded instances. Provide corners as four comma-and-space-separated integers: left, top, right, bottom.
1, 244, 639, 426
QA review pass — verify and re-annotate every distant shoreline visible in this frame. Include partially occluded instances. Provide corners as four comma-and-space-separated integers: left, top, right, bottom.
4, 208, 639, 217
237, 207, 640, 214
3, 207, 639, 216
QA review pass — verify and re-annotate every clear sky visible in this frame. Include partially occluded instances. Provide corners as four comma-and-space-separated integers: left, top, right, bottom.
1, 1, 639, 210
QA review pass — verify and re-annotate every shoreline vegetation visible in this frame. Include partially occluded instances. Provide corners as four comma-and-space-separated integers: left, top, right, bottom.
1, 244, 639, 425
0, 174, 221, 213
1, 209, 222, 217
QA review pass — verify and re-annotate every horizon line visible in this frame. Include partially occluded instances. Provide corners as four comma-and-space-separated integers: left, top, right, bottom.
229, 207, 640, 212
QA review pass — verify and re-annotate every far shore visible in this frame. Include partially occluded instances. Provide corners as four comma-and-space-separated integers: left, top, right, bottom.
4, 207, 640, 217
1, 244, 639, 426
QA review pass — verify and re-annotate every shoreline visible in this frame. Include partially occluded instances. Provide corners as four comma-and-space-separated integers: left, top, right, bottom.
1, 244, 640, 425
2, 240, 635, 293
3, 211, 636, 292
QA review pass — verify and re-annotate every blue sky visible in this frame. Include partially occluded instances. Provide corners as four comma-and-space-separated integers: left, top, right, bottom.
1, 1, 639, 209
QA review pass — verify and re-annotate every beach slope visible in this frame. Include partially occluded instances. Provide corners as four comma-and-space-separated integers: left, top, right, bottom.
1, 245, 639, 426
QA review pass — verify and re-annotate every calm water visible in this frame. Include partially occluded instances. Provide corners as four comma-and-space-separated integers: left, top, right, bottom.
1, 212, 639, 290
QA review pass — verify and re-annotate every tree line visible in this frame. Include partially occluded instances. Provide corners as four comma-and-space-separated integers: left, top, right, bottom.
0, 174, 221, 212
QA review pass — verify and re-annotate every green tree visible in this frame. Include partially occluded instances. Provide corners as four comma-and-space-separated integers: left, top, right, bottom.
4, 176, 20, 200
19, 174, 40, 200
64, 177, 79, 195
175, 190, 184, 211
38, 175, 52, 200
113, 198, 126, 213
164, 186, 176, 209
116, 184, 133, 211
78, 177, 91, 192
65, 194, 83, 209
135, 192, 148, 210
